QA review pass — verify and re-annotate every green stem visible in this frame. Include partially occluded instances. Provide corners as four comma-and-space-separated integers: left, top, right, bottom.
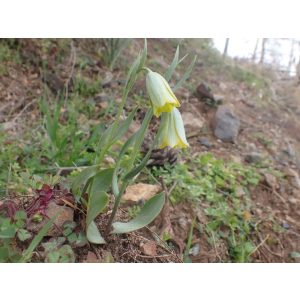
105, 119, 163, 235
94, 89, 129, 166
126, 108, 153, 171
105, 182, 127, 235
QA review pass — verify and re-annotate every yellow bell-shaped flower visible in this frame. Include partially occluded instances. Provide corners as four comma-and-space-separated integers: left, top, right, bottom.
146, 69, 180, 117
159, 108, 189, 149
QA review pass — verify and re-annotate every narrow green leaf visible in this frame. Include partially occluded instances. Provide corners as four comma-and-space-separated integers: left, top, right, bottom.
96, 124, 115, 152
111, 107, 138, 144
109, 39, 130, 70
90, 168, 114, 194
71, 165, 99, 194
87, 191, 109, 227
164, 45, 179, 81
97, 107, 138, 153
183, 217, 196, 263
21, 215, 57, 262
112, 132, 138, 196
86, 168, 113, 226
86, 221, 106, 244
125, 53, 141, 90
173, 55, 197, 91
126, 108, 153, 171
139, 39, 148, 70
123, 148, 152, 181
111, 192, 165, 234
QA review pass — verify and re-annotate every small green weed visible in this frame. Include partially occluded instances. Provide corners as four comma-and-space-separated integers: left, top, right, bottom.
253, 132, 273, 148
152, 152, 261, 262
0, 210, 31, 262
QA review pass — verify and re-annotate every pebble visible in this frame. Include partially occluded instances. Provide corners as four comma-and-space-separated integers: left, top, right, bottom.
189, 243, 201, 256
178, 217, 188, 229
288, 197, 299, 205
245, 152, 263, 164
282, 222, 290, 230
140, 241, 157, 256
198, 138, 212, 148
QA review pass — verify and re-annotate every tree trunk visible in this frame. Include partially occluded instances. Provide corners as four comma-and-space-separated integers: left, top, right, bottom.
223, 38, 229, 57
288, 39, 295, 73
260, 38, 268, 64
252, 38, 260, 62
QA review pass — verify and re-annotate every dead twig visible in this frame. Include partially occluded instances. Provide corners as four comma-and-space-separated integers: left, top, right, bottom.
10, 98, 38, 124
259, 183, 288, 205
250, 234, 270, 257
258, 233, 284, 259
210, 231, 222, 262
136, 254, 174, 259
145, 225, 183, 263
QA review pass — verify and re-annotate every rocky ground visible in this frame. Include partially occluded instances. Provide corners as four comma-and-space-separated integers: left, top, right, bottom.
1, 39, 300, 262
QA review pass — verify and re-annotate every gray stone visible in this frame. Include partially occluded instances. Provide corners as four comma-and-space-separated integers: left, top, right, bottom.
245, 152, 263, 164
284, 168, 300, 189
282, 222, 290, 230
213, 104, 240, 142
189, 243, 201, 256
198, 138, 212, 148
288, 197, 299, 205
182, 112, 204, 130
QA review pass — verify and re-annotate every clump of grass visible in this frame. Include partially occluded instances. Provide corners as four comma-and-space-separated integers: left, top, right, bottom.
100, 38, 131, 70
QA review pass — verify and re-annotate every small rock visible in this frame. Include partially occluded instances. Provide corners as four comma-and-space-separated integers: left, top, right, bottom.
219, 82, 227, 91
140, 241, 157, 256
85, 251, 99, 263
196, 209, 207, 224
104, 156, 116, 165
255, 208, 263, 217
122, 183, 162, 204
245, 152, 263, 164
189, 243, 201, 256
101, 72, 113, 88
284, 168, 300, 189
263, 173, 278, 190
236, 186, 246, 197
288, 197, 299, 205
246, 143, 257, 152
27, 202, 74, 236
282, 222, 290, 230
230, 155, 242, 164
195, 83, 215, 101
94, 92, 109, 102
285, 215, 297, 225
182, 112, 204, 130
178, 217, 188, 229
213, 104, 240, 142
283, 142, 296, 159
198, 137, 212, 148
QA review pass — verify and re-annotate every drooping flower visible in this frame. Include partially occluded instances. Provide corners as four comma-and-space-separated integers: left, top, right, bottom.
146, 69, 180, 117
158, 107, 189, 149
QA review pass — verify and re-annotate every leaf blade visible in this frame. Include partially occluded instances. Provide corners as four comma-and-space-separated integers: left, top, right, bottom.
86, 221, 106, 244
164, 45, 179, 81
173, 55, 197, 91
111, 192, 165, 234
